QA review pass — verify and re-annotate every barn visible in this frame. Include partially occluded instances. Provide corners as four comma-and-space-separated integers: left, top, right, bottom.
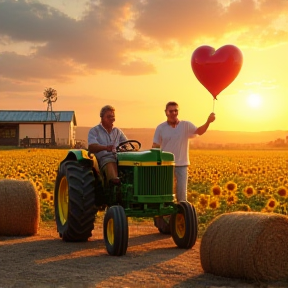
0, 110, 77, 147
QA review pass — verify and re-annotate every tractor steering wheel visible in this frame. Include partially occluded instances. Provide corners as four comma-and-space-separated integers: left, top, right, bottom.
116, 140, 141, 152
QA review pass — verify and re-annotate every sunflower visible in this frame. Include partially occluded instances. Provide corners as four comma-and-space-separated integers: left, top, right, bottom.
238, 204, 251, 212
243, 186, 256, 198
187, 190, 199, 203
277, 186, 288, 198
225, 181, 237, 192
40, 192, 48, 200
198, 194, 210, 209
226, 194, 238, 205
256, 189, 265, 196
278, 176, 285, 184
211, 185, 222, 196
209, 199, 219, 209
265, 198, 278, 211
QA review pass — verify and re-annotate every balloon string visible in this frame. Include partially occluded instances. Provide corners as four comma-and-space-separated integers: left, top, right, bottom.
212, 98, 215, 113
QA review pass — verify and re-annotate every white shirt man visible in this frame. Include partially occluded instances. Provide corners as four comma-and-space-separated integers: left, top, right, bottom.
153, 101, 215, 202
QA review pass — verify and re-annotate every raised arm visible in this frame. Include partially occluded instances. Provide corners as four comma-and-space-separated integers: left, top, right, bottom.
195, 113, 216, 135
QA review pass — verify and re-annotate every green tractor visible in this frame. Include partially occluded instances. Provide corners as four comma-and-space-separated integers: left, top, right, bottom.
54, 140, 198, 256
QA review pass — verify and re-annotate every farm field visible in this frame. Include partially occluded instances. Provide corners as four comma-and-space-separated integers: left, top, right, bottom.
0, 148, 288, 232
1, 148, 288, 287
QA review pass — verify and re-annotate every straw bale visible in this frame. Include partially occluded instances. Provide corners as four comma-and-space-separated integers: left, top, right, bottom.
0, 179, 40, 236
200, 211, 288, 281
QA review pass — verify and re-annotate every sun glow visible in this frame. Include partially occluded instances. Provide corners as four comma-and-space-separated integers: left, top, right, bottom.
247, 93, 262, 108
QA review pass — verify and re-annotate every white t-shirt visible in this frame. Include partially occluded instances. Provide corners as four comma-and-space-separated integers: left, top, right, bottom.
153, 121, 197, 166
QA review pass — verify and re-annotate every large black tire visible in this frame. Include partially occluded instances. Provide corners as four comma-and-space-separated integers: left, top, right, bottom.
54, 161, 97, 241
103, 206, 128, 256
170, 201, 198, 249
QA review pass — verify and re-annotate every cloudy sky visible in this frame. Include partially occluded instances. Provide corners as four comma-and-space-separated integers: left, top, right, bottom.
0, 0, 288, 131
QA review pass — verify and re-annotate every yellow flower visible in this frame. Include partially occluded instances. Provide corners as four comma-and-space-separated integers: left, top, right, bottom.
238, 204, 251, 212
209, 199, 219, 209
277, 186, 288, 198
211, 185, 222, 196
225, 181, 237, 192
198, 194, 210, 209
226, 194, 238, 205
243, 186, 256, 198
40, 192, 48, 200
265, 198, 278, 211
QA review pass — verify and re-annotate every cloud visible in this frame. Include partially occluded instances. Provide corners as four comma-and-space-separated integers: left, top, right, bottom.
0, 0, 287, 84
0, 51, 82, 81
134, 0, 288, 46
0, 0, 156, 81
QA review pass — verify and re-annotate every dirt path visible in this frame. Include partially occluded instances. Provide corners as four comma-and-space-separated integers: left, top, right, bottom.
1, 219, 288, 288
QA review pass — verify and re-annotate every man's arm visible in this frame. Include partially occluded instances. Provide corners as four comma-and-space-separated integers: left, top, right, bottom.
195, 113, 215, 135
88, 128, 113, 153
88, 143, 113, 153
152, 125, 161, 148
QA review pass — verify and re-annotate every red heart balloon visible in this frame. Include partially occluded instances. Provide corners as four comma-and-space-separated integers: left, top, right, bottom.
191, 45, 243, 99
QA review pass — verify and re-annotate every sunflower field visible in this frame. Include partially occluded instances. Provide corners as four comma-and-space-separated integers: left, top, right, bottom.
188, 149, 288, 235
0, 149, 69, 221
0, 148, 288, 235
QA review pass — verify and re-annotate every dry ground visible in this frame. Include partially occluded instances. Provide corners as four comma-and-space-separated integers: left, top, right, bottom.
1, 218, 288, 288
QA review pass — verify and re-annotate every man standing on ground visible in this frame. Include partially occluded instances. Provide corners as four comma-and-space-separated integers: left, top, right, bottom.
152, 101, 215, 202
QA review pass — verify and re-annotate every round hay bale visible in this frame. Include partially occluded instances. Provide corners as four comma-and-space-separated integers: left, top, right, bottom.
0, 179, 40, 236
200, 212, 288, 281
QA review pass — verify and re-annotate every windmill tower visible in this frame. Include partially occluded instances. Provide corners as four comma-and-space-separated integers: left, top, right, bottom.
43, 88, 57, 119
43, 87, 58, 145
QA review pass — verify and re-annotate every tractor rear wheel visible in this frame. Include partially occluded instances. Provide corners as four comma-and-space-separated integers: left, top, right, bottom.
103, 206, 128, 256
54, 161, 97, 241
170, 201, 198, 249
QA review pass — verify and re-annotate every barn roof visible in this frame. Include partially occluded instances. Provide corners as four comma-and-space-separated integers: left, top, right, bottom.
0, 110, 77, 125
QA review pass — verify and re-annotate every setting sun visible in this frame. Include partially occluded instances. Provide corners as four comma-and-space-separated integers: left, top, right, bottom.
247, 94, 262, 109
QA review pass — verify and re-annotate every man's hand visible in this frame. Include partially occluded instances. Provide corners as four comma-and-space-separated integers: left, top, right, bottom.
207, 113, 216, 124
196, 113, 216, 135
106, 145, 114, 152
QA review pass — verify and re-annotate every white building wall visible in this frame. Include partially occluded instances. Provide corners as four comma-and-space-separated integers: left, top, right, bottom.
20, 124, 52, 138
19, 124, 45, 138
19, 122, 74, 146
54, 122, 71, 146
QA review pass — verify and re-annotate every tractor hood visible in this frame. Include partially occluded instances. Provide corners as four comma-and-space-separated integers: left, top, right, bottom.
117, 148, 174, 166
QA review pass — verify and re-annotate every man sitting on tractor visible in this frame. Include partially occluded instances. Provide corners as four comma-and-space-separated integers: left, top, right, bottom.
88, 105, 127, 186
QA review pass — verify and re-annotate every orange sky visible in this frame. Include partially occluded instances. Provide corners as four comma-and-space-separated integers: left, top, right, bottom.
0, 0, 287, 132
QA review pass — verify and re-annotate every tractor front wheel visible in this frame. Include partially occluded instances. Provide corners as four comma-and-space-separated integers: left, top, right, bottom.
170, 201, 198, 249
103, 206, 128, 256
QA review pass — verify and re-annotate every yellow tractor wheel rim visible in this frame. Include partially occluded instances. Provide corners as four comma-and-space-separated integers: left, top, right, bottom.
58, 176, 69, 225
107, 218, 114, 245
175, 213, 185, 238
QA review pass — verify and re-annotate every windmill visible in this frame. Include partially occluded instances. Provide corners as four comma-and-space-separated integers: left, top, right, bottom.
43, 87, 58, 145
43, 87, 58, 120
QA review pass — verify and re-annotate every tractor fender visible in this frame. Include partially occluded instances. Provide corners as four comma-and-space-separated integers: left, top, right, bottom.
59, 149, 101, 175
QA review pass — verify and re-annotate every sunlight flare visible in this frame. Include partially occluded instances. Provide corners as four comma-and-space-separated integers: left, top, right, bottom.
246, 93, 262, 108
